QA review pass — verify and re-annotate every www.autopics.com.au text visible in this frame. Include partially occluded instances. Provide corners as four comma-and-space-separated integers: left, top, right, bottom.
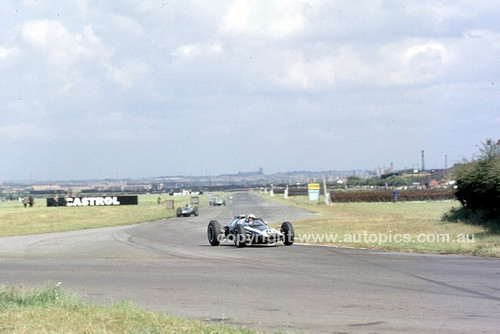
296, 232, 475, 245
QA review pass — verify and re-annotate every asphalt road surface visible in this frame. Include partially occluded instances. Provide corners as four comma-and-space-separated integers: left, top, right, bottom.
1, 192, 499, 333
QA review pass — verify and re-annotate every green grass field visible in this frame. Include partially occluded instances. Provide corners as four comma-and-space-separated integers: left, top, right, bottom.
261, 193, 500, 257
0, 194, 204, 237
2, 192, 499, 256
0, 284, 268, 334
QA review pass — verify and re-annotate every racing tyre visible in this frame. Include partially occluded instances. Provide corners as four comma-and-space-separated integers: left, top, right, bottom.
207, 220, 221, 246
234, 224, 247, 248
194, 207, 199, 216
281, 221, 294, 246
176, 207, 182, 217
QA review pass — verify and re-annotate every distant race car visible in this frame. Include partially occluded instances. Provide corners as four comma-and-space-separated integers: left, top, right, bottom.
207, 215, 294, 247
177, 205, 199, 217
209, 197, 225, 206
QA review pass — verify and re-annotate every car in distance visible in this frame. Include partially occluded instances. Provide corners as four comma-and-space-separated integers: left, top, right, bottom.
207, 215, 294, 247
177, 205, 199, 217
209, 196, 225, 206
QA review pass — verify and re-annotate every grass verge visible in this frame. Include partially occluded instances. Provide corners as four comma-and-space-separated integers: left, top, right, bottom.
0, 193, 225, 237
0, 283, 266, 333
260, 193, 500, 257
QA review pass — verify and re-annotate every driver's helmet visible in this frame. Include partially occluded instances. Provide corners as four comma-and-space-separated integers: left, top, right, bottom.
247, 214, 256, 224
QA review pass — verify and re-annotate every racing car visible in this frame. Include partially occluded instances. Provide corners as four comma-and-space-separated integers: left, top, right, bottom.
176, 205, 199, 217
209, 197, 225, 206
207, 215, 294, 247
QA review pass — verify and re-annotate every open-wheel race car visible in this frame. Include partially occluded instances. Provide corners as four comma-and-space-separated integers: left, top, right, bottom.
207, 215, 294, 247
177, 205, 199, 217
209, 197, 225, 206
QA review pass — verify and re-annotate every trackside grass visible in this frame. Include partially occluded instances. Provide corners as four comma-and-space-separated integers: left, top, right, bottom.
2, 191, 498, 256
0, 284, 269, 334
0, 193, 223, 237
0, 192, 273, 334
259, 193, 500, 257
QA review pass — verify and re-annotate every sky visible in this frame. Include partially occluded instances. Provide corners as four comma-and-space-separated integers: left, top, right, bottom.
1, 1, 499, 182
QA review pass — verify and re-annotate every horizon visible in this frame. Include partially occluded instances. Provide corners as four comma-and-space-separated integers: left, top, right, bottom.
3, 164, 450, 186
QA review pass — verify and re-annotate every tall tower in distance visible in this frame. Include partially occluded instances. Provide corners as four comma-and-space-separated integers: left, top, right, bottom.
421, 150, 425, 171
444, 154, 448, 176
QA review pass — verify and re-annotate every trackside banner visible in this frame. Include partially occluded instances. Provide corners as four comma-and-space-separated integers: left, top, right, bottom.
46, 196, 138, 207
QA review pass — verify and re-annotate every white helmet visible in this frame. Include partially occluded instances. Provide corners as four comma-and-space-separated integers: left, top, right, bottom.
248, 214, 256, 219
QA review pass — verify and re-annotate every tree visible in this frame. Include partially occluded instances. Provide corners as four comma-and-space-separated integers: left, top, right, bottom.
454, 139, 500, 217
385, 175, 409, 187
346, 176, 362, 187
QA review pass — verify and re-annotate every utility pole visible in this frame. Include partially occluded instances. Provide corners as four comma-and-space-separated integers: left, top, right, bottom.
421, 150, 425, 171
444, 154, 448, 176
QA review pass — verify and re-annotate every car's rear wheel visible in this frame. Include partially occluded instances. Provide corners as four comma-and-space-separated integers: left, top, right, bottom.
234, 224, 247, 248
176, 207, 182, 217
194, 207, 199, 216
207, 220, 221, 246
281, 221, 294, 246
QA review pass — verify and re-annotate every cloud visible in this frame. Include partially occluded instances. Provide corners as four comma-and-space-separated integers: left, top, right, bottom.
404, 42, 450, 66
272, 52, 336, 90
386, 41, 454, 86
222, 0, 251, 34
1, 1, 500, 180
105, 59, 149, 89
18, 20, 111, 92
0, 123, 50, 140
171, 42, 223, 60
109, 14, 144, 37
171, 43, 202, 60
18, 19, 153, 91
20, 20, 91, 65
221, 0, 310, 39
0, 45, 17, 59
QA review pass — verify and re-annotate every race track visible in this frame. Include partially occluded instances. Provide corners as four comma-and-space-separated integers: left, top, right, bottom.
1, 192, 499, 333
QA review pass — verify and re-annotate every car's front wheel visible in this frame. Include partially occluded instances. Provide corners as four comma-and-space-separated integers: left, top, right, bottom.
234, 224, 247, 248
207, 220, 221, 246
281, 221, 294, 246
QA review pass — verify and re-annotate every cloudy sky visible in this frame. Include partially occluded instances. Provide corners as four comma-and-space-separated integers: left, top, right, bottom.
1, 1, 499, 182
